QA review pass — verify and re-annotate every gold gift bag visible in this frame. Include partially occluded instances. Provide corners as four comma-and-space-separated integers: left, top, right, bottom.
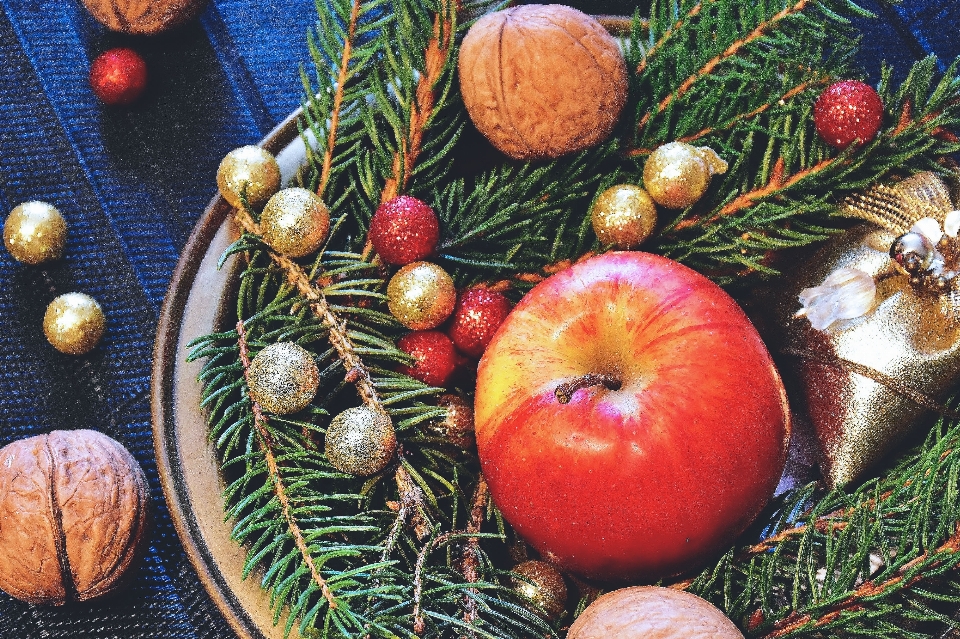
768, 173, 960, 488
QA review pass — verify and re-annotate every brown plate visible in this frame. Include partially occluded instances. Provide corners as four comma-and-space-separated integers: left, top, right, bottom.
151, 109, 308, 639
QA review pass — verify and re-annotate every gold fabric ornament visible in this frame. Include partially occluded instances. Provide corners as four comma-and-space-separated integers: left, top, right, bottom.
4, 201, 67, 264
247, 342, 319, 415
590, 184, 657, 248
510, 560, 568, 621
216, 146, 281, 210
387, 262, 456, 330
43, 293, 105, 355
643, 142, 728, 209
324, 406, 397, 476
259, 188, 331, 258
766, 173, 960, 486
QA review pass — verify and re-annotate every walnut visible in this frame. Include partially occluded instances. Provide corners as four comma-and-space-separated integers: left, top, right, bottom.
81, 0, 208, 35
568, 586, 745, 639
458, 4, 628, 160
0, 430, 149, 605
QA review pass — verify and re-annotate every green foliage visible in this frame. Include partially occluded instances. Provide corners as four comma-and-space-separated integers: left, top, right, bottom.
190, 0, 960, 637
686, 405, 960, 639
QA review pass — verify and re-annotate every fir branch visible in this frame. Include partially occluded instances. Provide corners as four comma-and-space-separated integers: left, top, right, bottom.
636, 0, 717, 76
317, 0, 363, 196
231, 205, 385, 415
380, 1, 456, 203
236, 319, 337, 609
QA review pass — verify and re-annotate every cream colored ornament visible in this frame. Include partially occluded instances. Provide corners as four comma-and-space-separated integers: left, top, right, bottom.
324, 406, 397, 476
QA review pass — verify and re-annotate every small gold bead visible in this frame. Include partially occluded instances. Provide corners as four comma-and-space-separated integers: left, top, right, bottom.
43, 293, 105, 355
4, 201, 67, 264
591, 184, 657, 248
511, 560, 568, 621
216, 146, 281, 209
387, 262, 456, 330
260, 188, 331, 258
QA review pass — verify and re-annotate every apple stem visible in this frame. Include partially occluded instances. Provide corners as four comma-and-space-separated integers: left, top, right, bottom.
555, 373, 622, 404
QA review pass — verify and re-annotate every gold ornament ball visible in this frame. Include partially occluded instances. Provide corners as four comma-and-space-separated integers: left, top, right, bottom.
247, 342, 319, 415
436, 394, 475, 449
216, 145, 282, 210
324, 406, 397, 476
643, 142, 728, 209
260, 188, 331, 258
387, 261, 456, 330
43, 293, 106, 355
567, 586, 744, 639
4, 201, 67, 264
511, 560, 568, 621
591, 184, 658, 249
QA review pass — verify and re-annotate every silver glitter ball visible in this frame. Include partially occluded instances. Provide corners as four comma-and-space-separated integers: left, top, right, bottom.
247, 342, 319, 415
324, 406, 397, 476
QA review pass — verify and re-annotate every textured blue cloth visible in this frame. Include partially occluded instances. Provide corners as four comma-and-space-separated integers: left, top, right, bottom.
0, 1, 956, 637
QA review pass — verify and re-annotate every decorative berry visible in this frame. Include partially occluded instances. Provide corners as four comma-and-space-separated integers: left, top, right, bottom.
369, 196, 440, 265
448, 287, 513, 357
89, 48, 148, 105
397, 331, 458, 387
814, 80, 884, 149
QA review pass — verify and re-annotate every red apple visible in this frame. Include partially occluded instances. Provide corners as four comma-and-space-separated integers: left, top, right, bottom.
474, 252, 790, 582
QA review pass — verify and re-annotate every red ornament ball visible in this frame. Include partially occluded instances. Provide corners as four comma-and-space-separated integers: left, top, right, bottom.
89, 48, 148, 106
448, 287, 513, 357
369, 195, 440, 265
814, 80, 883, 149
397, 331, 457, 387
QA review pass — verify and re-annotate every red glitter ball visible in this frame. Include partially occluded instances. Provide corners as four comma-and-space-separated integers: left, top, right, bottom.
448, 287, 513, 357
397, 331, 457, 387
369, 195, 440, 265
814, 80, 883, 149
89, 48, 148, 106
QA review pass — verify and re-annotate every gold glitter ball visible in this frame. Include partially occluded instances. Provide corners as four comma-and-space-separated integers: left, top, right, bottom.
247, 342, 319, 415
43, 293, 105, 355
4, 201, 67, 264
216, 145, 282, 209
260, 188, 331, 258
436, 394, 475, 449
387, 261, 456, 330
643, 142, 727, 209
324, 406, 397, 476
591, 184, 658, 248
511, 560, 568, 621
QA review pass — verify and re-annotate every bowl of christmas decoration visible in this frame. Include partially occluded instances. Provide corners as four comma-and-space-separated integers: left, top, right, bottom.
152, 2, 960, 639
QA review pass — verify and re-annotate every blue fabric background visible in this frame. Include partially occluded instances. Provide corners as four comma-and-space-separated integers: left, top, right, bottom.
0, 1, 956, 637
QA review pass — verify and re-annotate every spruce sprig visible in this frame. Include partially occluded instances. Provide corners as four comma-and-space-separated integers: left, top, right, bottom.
190, 0, 960, 637
680, 405, 960, 639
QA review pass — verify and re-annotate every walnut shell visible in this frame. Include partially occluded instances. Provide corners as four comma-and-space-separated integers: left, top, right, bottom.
0, 430, 149, 605
458, 4, 628, 160
81, 0, 208, 35
568, 586, 745, 639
